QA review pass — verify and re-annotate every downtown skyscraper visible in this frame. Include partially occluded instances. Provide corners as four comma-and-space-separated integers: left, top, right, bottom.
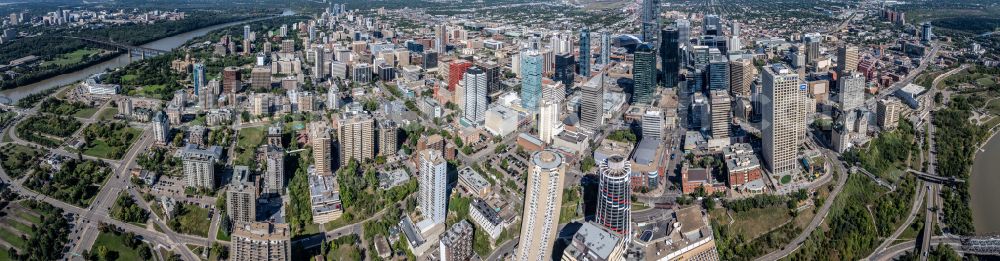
632, 43, 657, 105
460, 66, 488, 126
578, 27, 591, 77
520, 50, 544, 112
762, 64, 805, 176
599, 30, 611, 66
640, 0, 660, 43
660, 27, 680, 88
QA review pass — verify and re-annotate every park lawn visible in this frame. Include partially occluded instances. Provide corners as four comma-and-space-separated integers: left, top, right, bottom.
976, 77, 997, 88
97, 107, 118, 121
0, 226, 26, 250
216, 225, 231, 241
72, 107, 99, 119
81, 127, 141, 159
632, 203, 650, 211
0, 248, 8, 260
234, 127, 265, 165
986, 98, 1000, 116
2, 130, 11, 143
322, 217, 352, 232
41, 48, 101, 67
171, 204, 211, 237
135, 84, 169, 99
15, 212, 41, 224
2, 218, 34, 234
711, 207, 793, 241
780, 175, 792, 184
327, 245, 362, 261
121, 74, 138, 83
93, 232, 142, 261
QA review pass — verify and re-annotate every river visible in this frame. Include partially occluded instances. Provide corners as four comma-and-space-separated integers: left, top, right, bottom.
0, 10, 296, 102
970, 131, 1000, 234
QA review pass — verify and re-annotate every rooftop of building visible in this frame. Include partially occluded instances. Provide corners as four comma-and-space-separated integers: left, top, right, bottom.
471, 198, 504, 225
532, 150, 564, 170
458, 167, 490, 191
307, 165, 341, 214
723, 143, 761, 173
633, 138, 662, 166
232, 222, 291, 241
563, 222, 623, 260
180, 143, 222, 161
440, 220, 473, 246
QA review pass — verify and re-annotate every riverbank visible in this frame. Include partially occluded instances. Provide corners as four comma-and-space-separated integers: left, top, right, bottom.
0, 10, 296, 102
970, 126, 1000, 235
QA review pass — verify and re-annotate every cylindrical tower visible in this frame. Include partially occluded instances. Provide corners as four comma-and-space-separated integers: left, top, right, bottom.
597, 155, 632, 241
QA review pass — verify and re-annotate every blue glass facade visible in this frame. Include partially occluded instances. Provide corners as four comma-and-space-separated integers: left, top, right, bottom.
520, 50, 543, 111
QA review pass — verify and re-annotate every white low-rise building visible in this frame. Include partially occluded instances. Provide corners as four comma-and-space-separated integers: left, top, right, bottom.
484, 105, 520, 137
469, 198, 506, 239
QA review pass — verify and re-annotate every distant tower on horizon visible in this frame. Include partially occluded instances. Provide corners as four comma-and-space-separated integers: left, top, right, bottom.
640, 0, 660, 43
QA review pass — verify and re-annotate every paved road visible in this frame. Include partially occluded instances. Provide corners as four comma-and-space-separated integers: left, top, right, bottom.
870, 236, 962, 261
754, 146, 850, 261
487, 237, 518, 261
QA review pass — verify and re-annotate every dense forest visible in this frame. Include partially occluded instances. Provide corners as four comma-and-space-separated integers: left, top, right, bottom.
934, 95, 989, 236
23, 159, 111, 207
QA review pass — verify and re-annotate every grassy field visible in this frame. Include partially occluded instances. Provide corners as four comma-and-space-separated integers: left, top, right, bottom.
0, 226, 26, 250
135, 84, 169, 99
97, 107, 118, 121
41, 48, 101, 67
72, 107, 99, 119
121, 74, 138, 83
711, 206, 794, 241
2, 218, 33, 235
234, 126, 265, 166
216, 226, 231, 241
92, 232, 142, 261
81, 127, 141, 159
169, 203, 211, 237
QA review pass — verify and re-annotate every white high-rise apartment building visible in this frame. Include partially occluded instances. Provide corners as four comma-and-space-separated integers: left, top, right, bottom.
461, 67, 488, 126
419, 149, 447, 225
538, 100, 559, 144
762, 64, 806, 176
515, 150, 566, 261
839, 72, 866, 112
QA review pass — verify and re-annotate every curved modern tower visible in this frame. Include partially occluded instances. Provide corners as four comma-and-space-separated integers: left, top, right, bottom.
597, 155, 632, 241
